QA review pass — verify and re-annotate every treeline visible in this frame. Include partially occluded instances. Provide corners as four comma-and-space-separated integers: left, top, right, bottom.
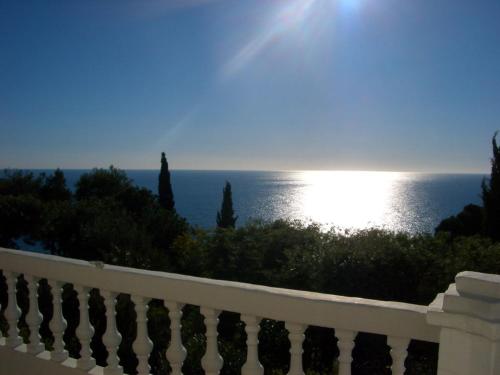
0, 166, 187, 269
1, 141, 500, 375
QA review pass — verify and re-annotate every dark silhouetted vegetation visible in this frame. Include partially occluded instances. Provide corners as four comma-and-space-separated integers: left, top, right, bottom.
435, 204, 483, 237
436, 132, 500, 240
216, 181, 237, 229
159, 152, 175, 211
482, 132, 500, 240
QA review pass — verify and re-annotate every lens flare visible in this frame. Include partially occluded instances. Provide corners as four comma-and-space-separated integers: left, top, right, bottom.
223, 0, 317, 77
222, 0, 364, 78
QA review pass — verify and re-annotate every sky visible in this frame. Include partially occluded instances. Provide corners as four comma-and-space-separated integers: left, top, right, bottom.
1, 0, 500, 173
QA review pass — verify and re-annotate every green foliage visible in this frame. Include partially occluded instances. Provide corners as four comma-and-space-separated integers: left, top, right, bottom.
0, 169, 44, 196
40, 168, 72, 201
0, 166, 188, 269
435, 204, 483, 237
216, 181, 237, 229
158, 152, 175, 211
75, 166, 130, 201
46, 167, 188, 268
0, 169, 72, 248
0, 195, 43, 247
43, 197, 157, 264
168, 220, 458, 304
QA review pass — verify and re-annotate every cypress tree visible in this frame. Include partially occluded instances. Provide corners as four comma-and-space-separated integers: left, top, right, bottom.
482, 132, 500, 240
158, 152, 175, 211
216, 181, 237, 228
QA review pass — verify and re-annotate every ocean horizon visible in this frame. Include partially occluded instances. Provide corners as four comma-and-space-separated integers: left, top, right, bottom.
8, 168, 486, 234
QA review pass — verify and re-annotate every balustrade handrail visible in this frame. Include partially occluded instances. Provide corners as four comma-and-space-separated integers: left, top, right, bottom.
0, 247, 439, 343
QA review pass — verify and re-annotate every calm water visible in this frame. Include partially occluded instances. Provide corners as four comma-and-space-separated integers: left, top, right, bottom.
32, 169, 486, 234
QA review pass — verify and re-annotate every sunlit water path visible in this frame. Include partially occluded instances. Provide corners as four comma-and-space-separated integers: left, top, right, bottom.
35, 169, 486, 234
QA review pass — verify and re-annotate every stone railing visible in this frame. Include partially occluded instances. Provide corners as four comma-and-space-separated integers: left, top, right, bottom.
0, 247, 499, 375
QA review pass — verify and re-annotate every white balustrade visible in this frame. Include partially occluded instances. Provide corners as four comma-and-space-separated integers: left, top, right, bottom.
75, 285, 96, 371
388, 336, 410, 375
25, 275, 44, 354
165, 301, 187, 375
48, 279, 68, 362
132, 295, 153, 375
1, 248, 451, 375
335, 329, 357, 375
102, 290, 123, 375
286, 322, 305, 375
241, 315, 263, 375
201, 307, 223, 375
5, 270, 22, 348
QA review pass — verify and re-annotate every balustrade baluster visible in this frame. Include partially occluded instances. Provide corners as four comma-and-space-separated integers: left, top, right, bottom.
75, 285, 96, 371
25, 275, 44, 354
165, 301, 187, 375
335, 329, 357, 375
201, 307, 223, 375
285, 323, 305, 375
241, 315, 263, 375
132, 295, 153, 375
5, 271, 22, 348
48, 279, 68, 362
388, 336, 410, 375
102, 290, 123, 375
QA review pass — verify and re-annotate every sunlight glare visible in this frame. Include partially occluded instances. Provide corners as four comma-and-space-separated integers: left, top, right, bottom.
296, 171, 402, 230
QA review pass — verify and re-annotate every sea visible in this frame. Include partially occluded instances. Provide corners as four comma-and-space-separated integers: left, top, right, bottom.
20, 169, 486, 234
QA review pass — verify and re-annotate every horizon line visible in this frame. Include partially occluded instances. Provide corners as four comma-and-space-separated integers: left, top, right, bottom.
0, 166, 490, 175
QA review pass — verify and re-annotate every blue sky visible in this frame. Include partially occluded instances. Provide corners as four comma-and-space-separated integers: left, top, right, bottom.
1, 0, 499, 172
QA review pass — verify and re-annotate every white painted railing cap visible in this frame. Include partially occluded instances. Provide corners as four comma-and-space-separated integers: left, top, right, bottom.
455, 271, 500, 301
428, 272, 500, 342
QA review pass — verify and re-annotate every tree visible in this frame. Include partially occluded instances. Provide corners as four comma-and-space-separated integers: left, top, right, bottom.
435, 204, 483, 237
40, 168, 71, 201
216, 181, 237, 228
0, 169, 43, 196
75, 166, 131, 201
158, 152, 175, 211
0, 195, 43, 248
42, 166, 189, 269
482, 132, 500, 240
0, 170, 46, 247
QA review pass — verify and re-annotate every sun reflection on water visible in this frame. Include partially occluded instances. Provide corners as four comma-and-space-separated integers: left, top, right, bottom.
289, 171, 407, 230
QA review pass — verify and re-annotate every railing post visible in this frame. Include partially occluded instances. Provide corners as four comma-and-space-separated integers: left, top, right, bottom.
25, 275, 44, 354
241, 315, 264, 375
102, 290, 123, 375
285, 322, 306, 375
387, 336, 410, 375
75, 285, 96, 371
165, 301, 187, 375
201, 307, 223, 375
427, 271, 500, 375
335, 329, 356, 375
48, 279, 68, 362
5, 271, 22, 348
132, 295, 153, 375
